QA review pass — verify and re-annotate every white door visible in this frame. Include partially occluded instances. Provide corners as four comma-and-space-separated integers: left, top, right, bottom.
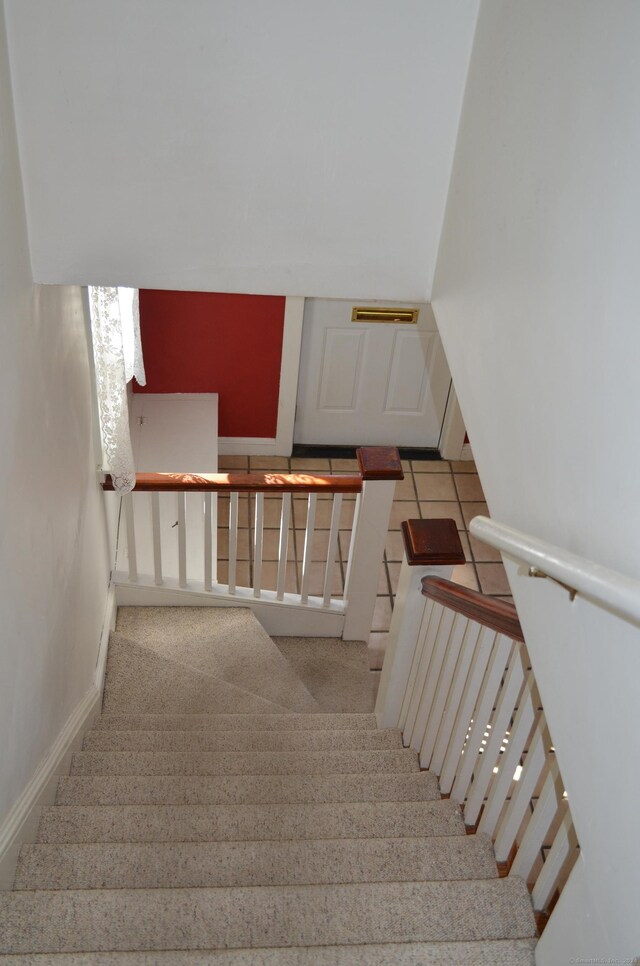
294, 299, 451, 447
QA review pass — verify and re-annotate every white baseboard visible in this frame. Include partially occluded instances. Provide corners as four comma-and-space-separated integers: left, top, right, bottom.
0, 582, 117, 890
94, 581, 117, 690
0, 684, 101, 889
114, 577, 345, 637
218, 437, 280, 456
438, 383, 466, 460
459, 443, 474, 461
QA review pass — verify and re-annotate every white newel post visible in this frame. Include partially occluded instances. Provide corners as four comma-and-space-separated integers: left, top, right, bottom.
343, 447, 404, 642
375, 518, 466, 729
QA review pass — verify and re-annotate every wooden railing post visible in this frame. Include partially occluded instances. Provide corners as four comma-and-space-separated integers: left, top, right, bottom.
375, 518, 465, 729
342, 447, 404, 642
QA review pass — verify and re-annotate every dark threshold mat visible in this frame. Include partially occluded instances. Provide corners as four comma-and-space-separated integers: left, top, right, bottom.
292, 444, 442, 462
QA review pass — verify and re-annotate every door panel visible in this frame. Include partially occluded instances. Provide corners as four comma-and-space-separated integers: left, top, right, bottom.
383, 330, 428, 414
317, 328, 367, 412
295, 299, 450, 447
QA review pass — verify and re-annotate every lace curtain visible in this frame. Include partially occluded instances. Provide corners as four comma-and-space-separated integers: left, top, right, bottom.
89, 286, 146, 493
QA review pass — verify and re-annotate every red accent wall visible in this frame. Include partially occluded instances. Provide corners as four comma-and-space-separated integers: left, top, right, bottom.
136, 290, 286, 438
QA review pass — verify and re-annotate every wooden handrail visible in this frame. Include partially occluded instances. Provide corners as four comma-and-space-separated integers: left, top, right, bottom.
102, 448, 401, 493
102, 471, 363, 494
422, 575, 524, 642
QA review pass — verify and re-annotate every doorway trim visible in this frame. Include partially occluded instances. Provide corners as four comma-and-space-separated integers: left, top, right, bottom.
439, 384, 471, 461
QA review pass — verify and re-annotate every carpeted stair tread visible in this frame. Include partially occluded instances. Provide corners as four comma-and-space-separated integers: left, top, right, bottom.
0, 878, 537, 953
15, 834, 498, 890
92, 713, 378, 732
55, 771, 440, 806
36, 800, 464, 844
272, 637, 378, 712
82, 728, 402, 753
0, 939, 539, 964
0, 607, 539, 960
69, 748, 420, 777
102, 637, 291, 715
112, 609, 321, 713
0, 939, 538, 965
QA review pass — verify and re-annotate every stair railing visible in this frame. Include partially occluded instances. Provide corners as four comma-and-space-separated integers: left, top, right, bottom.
102, 446, 403, 640
376, 518, 579, 928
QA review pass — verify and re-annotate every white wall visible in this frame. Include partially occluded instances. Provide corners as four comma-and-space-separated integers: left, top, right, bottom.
432, 1, 640, 961
3, 0, 477, 301
0, 2, 111, 837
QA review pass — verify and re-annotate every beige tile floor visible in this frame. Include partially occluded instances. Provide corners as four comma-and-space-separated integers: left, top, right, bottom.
218, 455, 511, 649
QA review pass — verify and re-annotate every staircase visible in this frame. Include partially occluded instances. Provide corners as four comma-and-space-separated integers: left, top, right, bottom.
0, 607, 537, 963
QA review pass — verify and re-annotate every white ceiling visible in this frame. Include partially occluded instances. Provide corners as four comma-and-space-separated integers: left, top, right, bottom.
4, 0, 478, 299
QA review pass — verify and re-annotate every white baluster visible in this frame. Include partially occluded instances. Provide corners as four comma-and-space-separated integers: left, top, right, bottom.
419, 612, 469, 769
451, 633, 514, 807
494, 720, 547, 862
300, 493, 317, 605
343, 478, 396, 641
253, 492, 264, 597
227, 492, 238, 594
177, 492, 186, 588
430, 619, 482, 774
204, 493, 212, 592
322, 493, 342, 607
439, 625, 496, 795
479, 672, 537, 839
464, 641, 526, 826
375, 519, 461, 731
376, 560, 457, 731
396, 596, 435, 730
211, 491, 218, 585
408, 607, 456, 753
531, 806, 578, 911
510, 757, 562, 882
342, 491, 360, 571
151, 492, 162, 585
124, 493, 137, 582
276, 493, 291, 601
185, 491, 205, 587
399, 601, 442, 733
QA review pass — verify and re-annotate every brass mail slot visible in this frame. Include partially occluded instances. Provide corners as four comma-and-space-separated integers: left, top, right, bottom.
351, 306, 419, 324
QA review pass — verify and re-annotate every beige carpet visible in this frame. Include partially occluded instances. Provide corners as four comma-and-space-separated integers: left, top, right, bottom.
272, 637, 379, 712
103, 634, 290, 715
0, 606, 537, 962
113, 608, 320, 713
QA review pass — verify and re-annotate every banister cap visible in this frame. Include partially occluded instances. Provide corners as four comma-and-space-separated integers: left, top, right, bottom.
356, 446, 404, 481
401, 518, 466, 566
